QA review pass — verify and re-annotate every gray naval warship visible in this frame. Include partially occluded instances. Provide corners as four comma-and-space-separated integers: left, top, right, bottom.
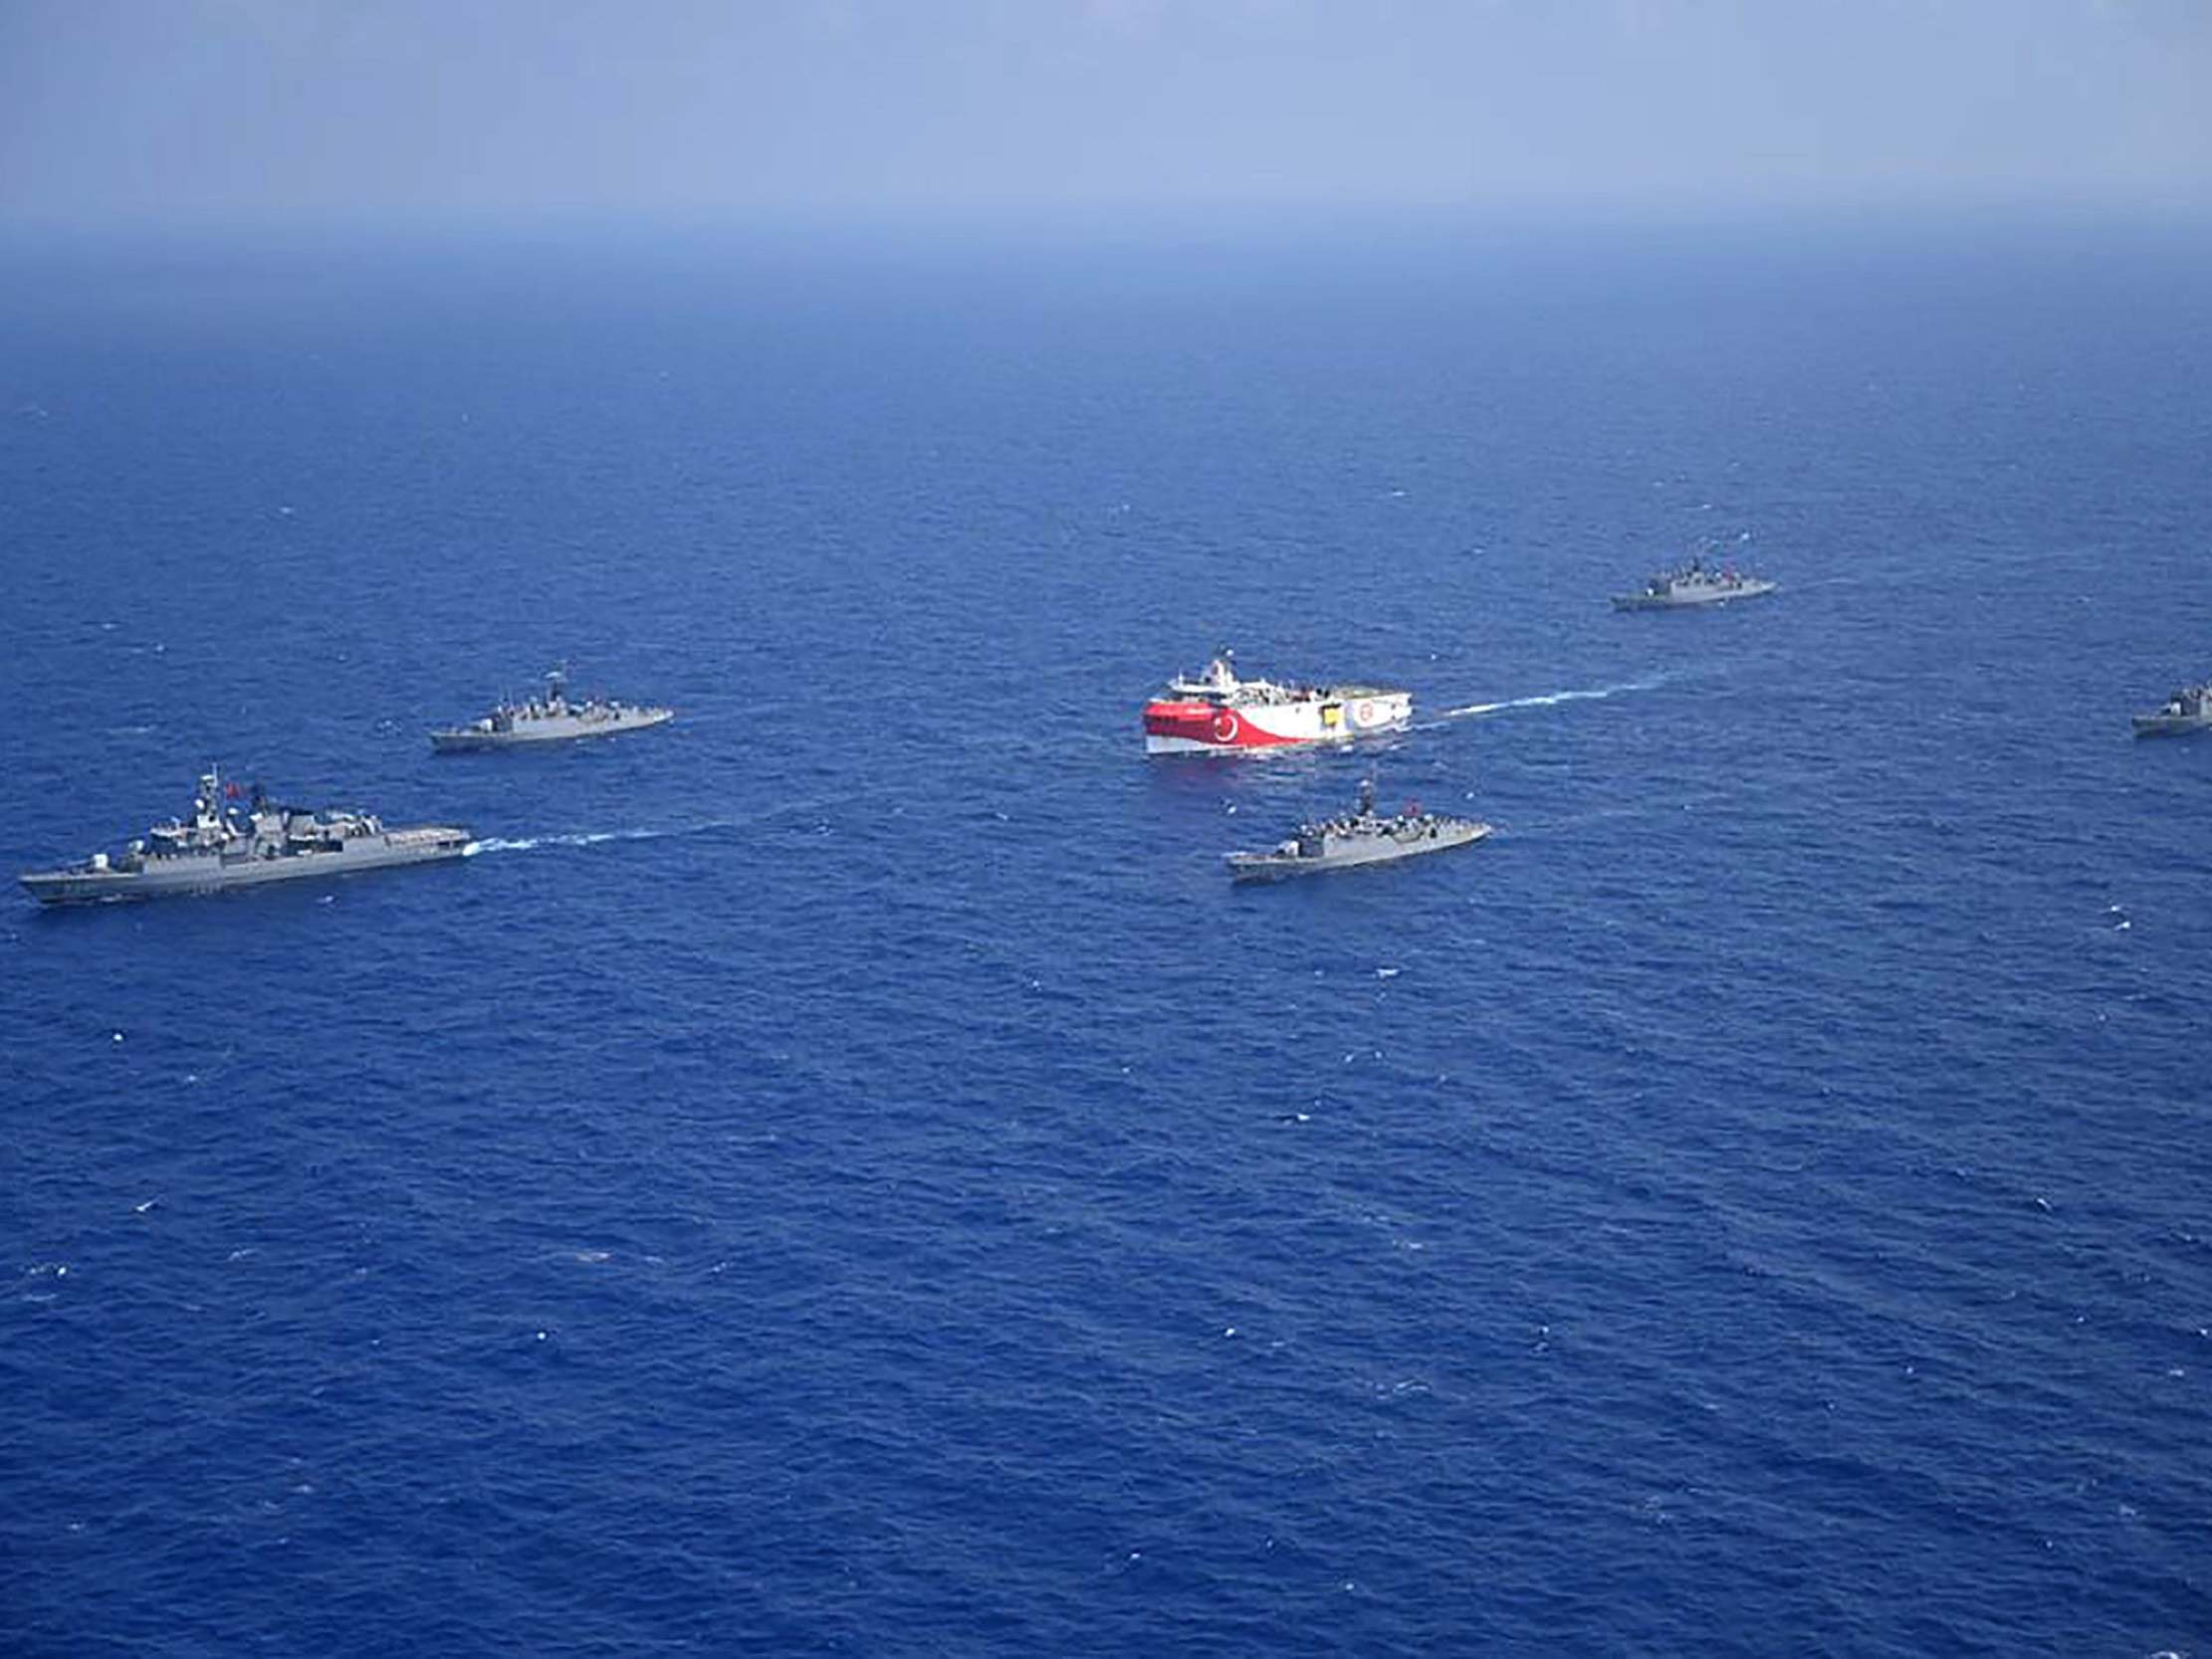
432, 666, 673, 751
19, 767, 472, 906
1226, 777, 1493, 882
2132, 680, 2212, 737
1613, 552, 1778, 610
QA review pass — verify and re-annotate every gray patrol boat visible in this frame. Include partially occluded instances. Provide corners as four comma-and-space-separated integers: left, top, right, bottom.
1614, 552, 1777, 610
20, 767, 472, 906
432, 666, 673, 751
2132, 681, 2212, 737
1225, 778, 1493, 882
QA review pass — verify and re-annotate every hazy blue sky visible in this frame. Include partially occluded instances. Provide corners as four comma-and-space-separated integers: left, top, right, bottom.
2, 0, 2207, 231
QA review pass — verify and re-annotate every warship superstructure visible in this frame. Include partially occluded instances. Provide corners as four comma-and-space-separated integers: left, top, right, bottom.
2132, 681, 2212, 737
20, 768, 471, 905
1144, 650, 1412, 754
432, 667, 673, 751
1613, 554, 1777, 610
1225, 777, 1492, 882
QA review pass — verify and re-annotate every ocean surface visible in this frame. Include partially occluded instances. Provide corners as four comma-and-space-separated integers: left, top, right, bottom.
3, 216, 2208, 1656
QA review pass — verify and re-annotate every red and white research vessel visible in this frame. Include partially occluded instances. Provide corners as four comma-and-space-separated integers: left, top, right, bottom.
1142, 650, 1414, 755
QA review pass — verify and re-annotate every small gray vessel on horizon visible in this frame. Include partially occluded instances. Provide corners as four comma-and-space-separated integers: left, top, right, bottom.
2132, 681, 2212, 737
1613, 550, 1777, 610
1225, 777, 1493, 883
20, 767, 472, 906
432, 666, 673, 751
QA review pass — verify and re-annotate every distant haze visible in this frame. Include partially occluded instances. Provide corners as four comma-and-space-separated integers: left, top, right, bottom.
2, 0, 2208, 232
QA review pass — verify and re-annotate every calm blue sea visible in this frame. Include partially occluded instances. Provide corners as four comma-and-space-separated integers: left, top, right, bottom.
3, 216, 2208, 1656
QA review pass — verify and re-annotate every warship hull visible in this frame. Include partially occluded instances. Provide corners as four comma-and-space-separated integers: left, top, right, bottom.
1227, 819, 1493, 882
1613, 579, 1778, 610
22, 827, 472, 905
431, 707, 674, 750
2131, 713, 2212, 737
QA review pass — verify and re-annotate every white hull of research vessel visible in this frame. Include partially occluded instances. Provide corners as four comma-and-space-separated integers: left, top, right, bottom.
1143, 651, 1412, 754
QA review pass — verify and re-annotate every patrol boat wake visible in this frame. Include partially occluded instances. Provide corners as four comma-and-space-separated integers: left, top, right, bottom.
1225, 777, 1493, 882
19, 768, 472, 905
432, 666, 674, 751
1144, 649, 1412, 754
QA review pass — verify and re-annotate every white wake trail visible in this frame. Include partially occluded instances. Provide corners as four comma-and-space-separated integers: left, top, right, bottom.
1435, 675, 1669, 722
463, 819, 742, 857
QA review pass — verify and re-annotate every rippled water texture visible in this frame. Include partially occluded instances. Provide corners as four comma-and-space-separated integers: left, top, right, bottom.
3, 220, 2209, 1655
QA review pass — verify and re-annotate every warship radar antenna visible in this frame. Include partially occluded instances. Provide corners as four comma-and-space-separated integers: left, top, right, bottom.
195, 765, 225, 828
